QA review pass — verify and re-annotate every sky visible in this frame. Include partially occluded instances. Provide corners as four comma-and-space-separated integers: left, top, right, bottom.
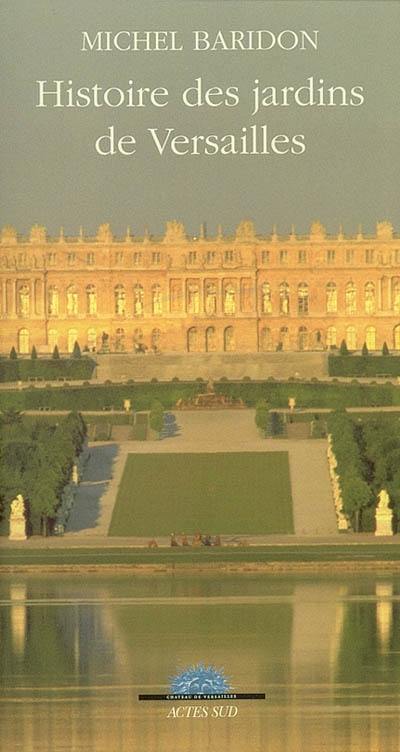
1, 0, 400, 237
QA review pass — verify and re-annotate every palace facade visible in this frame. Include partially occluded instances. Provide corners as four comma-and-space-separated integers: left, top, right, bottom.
1, 218, 400, 355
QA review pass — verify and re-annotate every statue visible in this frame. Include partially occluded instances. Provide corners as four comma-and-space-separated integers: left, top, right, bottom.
87, 287, 97, 315
261, 283, 272, 314
9, 495, 27, 540
375, 489, 393, 536
18, 285, 30, 317
67, 286, 78, 315
163, 220, 186, 243
235, 220, 256, 241
205, 283, 217, 315
48, 287, 59, 316
224, 286, 236, 314
187, 283, 200, 314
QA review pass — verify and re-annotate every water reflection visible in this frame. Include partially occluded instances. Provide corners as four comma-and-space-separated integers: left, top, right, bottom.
1, 574, 400, 751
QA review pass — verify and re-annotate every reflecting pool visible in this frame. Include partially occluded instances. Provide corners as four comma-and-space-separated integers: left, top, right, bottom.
1, 573, 400, 751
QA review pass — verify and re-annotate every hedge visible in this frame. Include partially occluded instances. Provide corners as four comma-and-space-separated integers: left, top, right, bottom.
0, 381, 204, 412
0, 357, 96, 383
0, 378, 398, 413
328, 354, 400, 377
214, 380, 397, 408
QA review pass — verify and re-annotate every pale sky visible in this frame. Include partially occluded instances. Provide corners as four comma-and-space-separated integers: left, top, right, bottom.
1, 0, 400, 237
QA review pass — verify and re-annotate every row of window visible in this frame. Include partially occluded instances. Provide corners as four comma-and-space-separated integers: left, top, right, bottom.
13, 279, 400, 318
14, 323, 400, 355
35, 247, 400, 267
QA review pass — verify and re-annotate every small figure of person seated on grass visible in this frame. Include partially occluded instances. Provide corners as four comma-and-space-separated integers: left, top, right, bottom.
180, 533, 189, 546
148, 538, 158, 548
202, 534, 212, 546
170, 532, 179, 547
192, 532, 202, 547
212, 535, 221, 547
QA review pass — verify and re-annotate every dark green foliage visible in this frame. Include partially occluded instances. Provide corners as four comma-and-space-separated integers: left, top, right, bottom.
31, 345, 38, 360
361, 342, 369, 357
9, 347, 17, 360
329, 354, 400, 377
71, 341, 81, 359
339, 339, 349, 356
0, 411, 87, 535
382, 341, 390, 356
0, 356, 95, 382
255, 399, 269, 432
52, 345, 60, 360
149, 400, 164, 433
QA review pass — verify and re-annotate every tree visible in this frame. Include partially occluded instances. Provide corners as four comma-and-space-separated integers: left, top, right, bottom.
71, 341, 81, 359
255, 399, 269, 432
149, 401, 164, 433
52, 344, 60, 360
382, 341, 390, 356
361, 342, 369, 357
339, 339, 349, 356
9, 346, 17, 360
341, 475, 372, 532
31, 345, 38, 360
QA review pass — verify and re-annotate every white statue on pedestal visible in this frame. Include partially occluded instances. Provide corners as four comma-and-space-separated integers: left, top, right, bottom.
9, 494, 27, 540
375, 489, 394, 536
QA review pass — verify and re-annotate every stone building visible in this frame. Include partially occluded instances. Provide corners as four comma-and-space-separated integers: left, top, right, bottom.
1, 218, 400, 355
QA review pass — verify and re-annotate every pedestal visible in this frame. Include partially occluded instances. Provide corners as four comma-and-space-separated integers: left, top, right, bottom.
9, 516, 27, 541
375, 509, 393, 536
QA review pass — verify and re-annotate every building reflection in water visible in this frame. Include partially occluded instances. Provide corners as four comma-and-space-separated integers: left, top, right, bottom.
0, 574, 400, 752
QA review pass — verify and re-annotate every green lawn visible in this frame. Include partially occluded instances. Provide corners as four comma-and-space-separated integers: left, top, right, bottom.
109, 452, 293, 536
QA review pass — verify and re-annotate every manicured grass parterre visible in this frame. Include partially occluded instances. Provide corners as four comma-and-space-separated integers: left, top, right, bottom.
109, 452, 294, 536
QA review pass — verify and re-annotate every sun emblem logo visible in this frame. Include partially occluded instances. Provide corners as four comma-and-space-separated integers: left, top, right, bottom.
169, 663, 232, 695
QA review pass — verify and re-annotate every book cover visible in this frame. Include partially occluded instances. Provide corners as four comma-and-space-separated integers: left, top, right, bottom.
1, 1, 400, 751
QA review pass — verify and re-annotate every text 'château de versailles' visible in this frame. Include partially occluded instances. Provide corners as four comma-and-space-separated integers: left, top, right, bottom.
1, 219, 400, 356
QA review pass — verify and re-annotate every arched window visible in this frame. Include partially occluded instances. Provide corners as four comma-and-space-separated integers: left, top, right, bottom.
115, 327, 125, 352
187, 327, 198, 352
298, 326, 308, 351
48, 285, 59, 316
279, 326, 289, 350
205, 326, 216, 352
48, 329, 59, 350
365, 326, 376, 350
326, 282, 337, 313
187, 282, 200, 314
364, 282, 376, 314
261, 282, 272, 314
326, 326, 337, 348
86, 284, 97, 315
67, 329, 78, 353
394, 325, 400, 351
152, 284, 162, 315
133, 284, 144, 316
279, 282, 290, 314
224, 326, 235, 351
298, 283, 309, 315
223, 284, 236, 315
345, 282, 356, 315
260, 327, 273, 352
205, 282, 217, 315
114, 284, 126, 316
346, 326, 357, 350
18, 328, 29, 354
393, 280, 400, 313
87, 328, 97, 352
66, 284, 78, 315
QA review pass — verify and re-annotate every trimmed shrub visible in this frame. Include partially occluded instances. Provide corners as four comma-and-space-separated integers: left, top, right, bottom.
9, 347, 17, 360
31, 345, 38, 360
361, 342, 369, 357
72, 341, 81, 359
382, 341, 390, 356
52, 345, 60, 360
339, 339, 349, 356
